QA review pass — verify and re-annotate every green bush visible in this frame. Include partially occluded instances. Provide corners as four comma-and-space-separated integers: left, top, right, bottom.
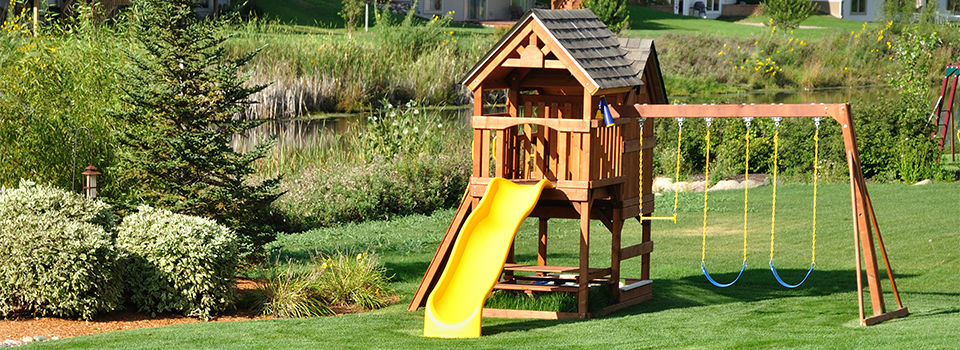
760, 0, 815, 29
0, 181, 121, 320
276, 153, 470, 229
116, 206, 240, 320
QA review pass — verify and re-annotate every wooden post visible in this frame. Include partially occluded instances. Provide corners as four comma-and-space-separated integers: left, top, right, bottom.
610, 208, 622, 302
537, 218, 548, 267
32, 0, 38, 37
578, 199, 591, 318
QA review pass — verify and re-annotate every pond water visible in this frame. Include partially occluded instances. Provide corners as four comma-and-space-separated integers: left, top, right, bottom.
231, 86, 895, 152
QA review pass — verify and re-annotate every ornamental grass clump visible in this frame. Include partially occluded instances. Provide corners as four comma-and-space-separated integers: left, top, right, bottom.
255, 251, 392, 318
315, 252, 391, 310
0, 180, 121, 320
255, 261, 333, 318
116, 206, 240, 320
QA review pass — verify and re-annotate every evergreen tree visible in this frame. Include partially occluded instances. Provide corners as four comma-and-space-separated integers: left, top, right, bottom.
112, 0, 280, 255
583, 0, 630, 33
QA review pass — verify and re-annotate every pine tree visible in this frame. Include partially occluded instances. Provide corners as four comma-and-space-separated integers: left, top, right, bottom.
112, 0, 280, 255
583, 0, 630, 33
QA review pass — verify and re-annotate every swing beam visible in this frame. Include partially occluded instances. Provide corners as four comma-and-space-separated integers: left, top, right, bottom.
614, 103, 908, 326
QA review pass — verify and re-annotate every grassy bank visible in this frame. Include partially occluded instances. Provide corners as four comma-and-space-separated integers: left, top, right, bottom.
35, 182, 960, 348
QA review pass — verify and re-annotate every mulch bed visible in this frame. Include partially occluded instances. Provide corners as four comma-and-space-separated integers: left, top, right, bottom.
0, 279, 268, 341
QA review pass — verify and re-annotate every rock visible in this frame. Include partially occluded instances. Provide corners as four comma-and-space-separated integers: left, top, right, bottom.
744, 178, 767, 188
51, 336, 59, 341
687, 181, 707, 192
34, 336, 48, 341
708, 180, 741, 191
673, 181, 690, 192
913, 179, 932, 186
652, 177, 675, 192
21, 336, 33, 343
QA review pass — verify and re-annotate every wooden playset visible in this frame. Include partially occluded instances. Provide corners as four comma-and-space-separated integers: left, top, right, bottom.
932, 62, 959, 159
410, 9, 908, 336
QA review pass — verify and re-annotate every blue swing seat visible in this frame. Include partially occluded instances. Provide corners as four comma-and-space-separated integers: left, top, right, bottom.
701, 261, 746, 288
769, 261, 815, 289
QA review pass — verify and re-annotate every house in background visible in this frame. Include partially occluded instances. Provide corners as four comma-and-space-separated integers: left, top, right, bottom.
816, 0, 959, 21
413, 0, 536, 22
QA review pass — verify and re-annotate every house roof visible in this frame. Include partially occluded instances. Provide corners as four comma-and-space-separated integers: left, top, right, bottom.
461, 9, 648, 94
618, 37, 668, 103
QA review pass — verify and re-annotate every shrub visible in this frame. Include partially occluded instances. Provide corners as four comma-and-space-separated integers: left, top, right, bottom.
583, 0, 630, 33
0, 179, 116, 229
116, 206, 240, 320
0, 181, 121, 320
760, 0, 815, 29
276, 153, 470, 229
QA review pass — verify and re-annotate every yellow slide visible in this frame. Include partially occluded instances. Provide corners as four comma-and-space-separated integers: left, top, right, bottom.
424, 178, 552, 338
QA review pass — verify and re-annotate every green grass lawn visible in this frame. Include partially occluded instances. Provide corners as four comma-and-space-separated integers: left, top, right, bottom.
36, 182, 960, 348
248, 0, 344, 27
625, 6, 875, 40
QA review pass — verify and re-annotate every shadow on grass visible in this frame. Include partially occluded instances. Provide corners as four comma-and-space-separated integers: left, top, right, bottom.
477, 268, 920, 334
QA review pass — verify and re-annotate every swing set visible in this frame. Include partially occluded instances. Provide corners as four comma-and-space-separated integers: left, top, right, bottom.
629, 103, 908, 325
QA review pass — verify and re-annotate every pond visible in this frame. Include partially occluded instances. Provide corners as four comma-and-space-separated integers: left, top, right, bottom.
232, 86, 896, 152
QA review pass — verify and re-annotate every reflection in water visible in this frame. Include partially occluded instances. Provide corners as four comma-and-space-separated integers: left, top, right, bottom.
231, 117, 362, 153
233, 87, 893, 152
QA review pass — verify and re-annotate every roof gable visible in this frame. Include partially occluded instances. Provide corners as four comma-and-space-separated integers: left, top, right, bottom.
461, 9, 646, 95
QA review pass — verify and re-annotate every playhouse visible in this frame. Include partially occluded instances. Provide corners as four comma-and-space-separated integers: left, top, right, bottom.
410, 9, 665, 324
410, 9, 907, 338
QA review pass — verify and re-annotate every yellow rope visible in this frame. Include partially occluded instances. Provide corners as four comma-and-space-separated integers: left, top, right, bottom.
700, 119, 712, 263
769, 118, 780, 263
742, 118, 751, 263
811, 119, 820, 264
672, 118, 683, 220
639, 118, 683, 222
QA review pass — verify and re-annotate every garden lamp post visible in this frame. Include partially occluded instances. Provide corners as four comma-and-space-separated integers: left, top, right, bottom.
82, 165, 100, 199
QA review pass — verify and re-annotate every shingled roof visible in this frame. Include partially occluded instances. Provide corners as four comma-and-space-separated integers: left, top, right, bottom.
461, 9, 648, 93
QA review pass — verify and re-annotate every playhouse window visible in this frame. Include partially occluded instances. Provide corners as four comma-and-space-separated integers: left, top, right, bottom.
851, 0, 866, 14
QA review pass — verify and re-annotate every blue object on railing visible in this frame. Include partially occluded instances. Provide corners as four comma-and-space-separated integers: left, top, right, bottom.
599, 96, 615, 127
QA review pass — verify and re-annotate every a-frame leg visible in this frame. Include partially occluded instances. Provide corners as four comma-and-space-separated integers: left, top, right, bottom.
838, 105, 909, 326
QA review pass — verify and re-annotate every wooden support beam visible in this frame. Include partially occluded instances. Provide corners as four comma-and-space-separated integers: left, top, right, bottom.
621, 241, 654, 260
408, 195, 473, 310
538, 218, 548, 268
610, 209, 622, 302
472, 116, 590, 133
482, 308, 581, 320
578, 199, 591, 318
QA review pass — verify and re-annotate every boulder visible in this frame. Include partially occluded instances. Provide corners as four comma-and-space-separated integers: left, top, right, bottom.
708, 180, 742, 191
652, 177, 675, 192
